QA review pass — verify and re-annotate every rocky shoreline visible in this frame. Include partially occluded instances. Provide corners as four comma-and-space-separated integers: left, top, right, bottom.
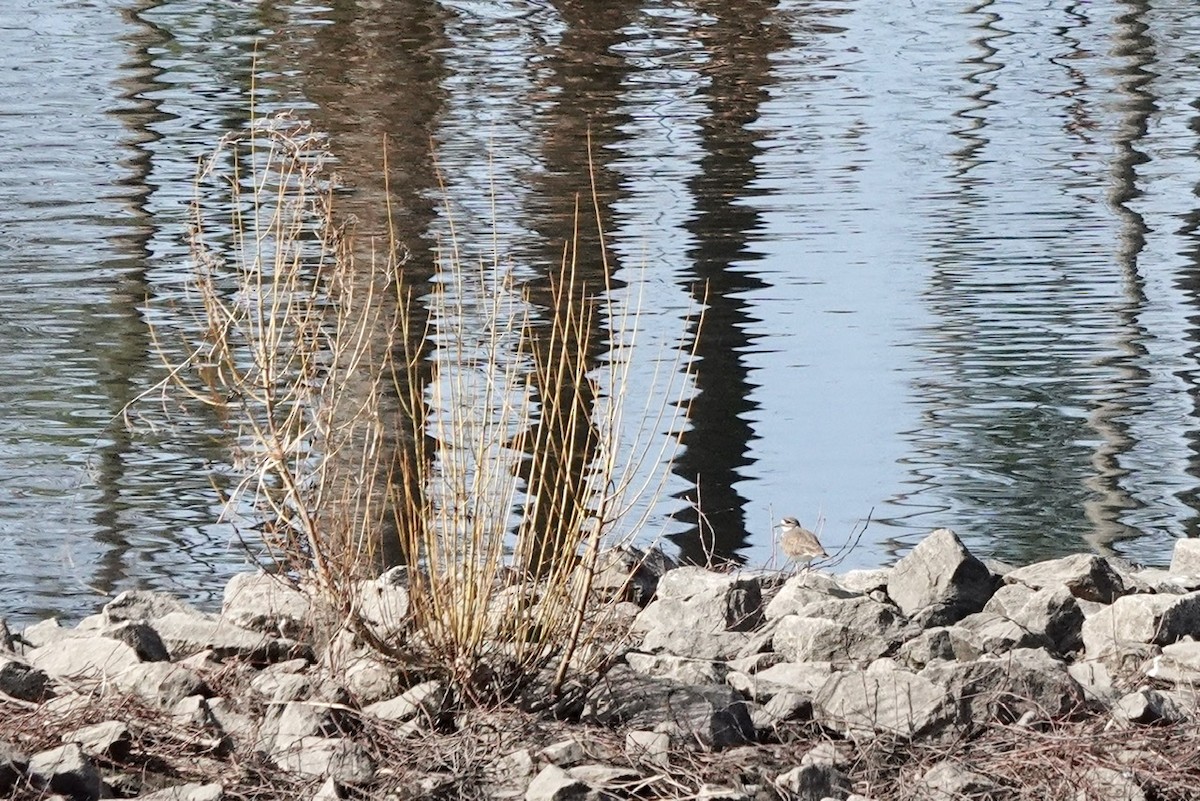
3, 528, 1200, 800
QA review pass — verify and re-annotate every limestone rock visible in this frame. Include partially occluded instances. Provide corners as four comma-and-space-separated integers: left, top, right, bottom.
1111, 689, 1190, 726
112, 662, 207, 708
362, 680, 448, 724
726, 660, 835, 703
524, 764, 587, 801
839, 569, 891, 595
887, 529, 996, 627
922, 648, 1086, 729
984, 584, 1084, 655
1081, 592, 1200, 658
0, 740, 27, 796
538, 739, 584, 767
27, 636, 141, 682
102, 590, 201, 624
1006, 554, 1127, 604
0, 655, 52, 701
915, 761, 1011, 800
773, 614, 891, 666
812, 667, 955, 740
1169, 538, 1200, 576
151, 611, 307, 663
774, 763, 852, 801
946, 612, 1050, 659
136, 782, 224, 801
625, 730, 670, 769
63, 720, 132, 761
272, 737, 374, 784
584, 665, 753, 749
764, 573, 858, 620
27, 743, 102, 801
638, 626, 752, 661
625, 651, 726, 685
897, 628, 955, 669
636, 568, 769, 635
591, 545, 678, 605
222, 572, 313, 639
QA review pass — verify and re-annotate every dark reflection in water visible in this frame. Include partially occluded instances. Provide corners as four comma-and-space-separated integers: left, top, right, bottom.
6, 0, 1200, 623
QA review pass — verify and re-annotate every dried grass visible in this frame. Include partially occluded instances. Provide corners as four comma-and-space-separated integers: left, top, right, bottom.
132, 113, 697, 702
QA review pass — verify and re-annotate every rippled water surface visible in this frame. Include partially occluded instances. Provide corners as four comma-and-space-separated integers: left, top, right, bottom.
3, 0, 1199, 623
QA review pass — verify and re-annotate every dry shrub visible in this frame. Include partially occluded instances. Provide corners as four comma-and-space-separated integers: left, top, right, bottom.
137, 113, 696, 701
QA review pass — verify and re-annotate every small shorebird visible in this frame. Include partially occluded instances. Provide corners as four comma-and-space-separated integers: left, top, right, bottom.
777, 516, 828, 567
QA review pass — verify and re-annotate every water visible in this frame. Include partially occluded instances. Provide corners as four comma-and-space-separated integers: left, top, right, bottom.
1, 0, 1198, 624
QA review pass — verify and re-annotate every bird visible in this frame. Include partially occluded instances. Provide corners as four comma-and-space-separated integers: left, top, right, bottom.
777, 516, 828, 567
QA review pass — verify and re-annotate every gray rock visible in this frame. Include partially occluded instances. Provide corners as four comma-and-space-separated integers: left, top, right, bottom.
591, 545, 678, 605
263, 700, 353, 754
984, 585, 1084, 655
922, 648, 1086, 729
1111, 689, 1190, 726
362, 680, 447, 724
20, 618, 71, 648
27, 743, 102, 801
1074, 766, 1145, 801
102, 590, 201, 624
1006, 554, 1127, 604
800, 741, 854, 767
63, 720, 132, 761
151, 611, 307, 663
1143, 639, 1200, 685
525, 764, 588, 801
101, 621, 171, 662
625, 652, 726, 685
726, 661, 835, 703
0, 740, 26, 795
813, 667, 955, 741
1169, 539, 1200, 576
838, 569, 891, 595
625, 730, 670, 769
887, 529, 996, 627
112, 662, 207, 708
946, 612, 1050, 659
223, 572, 313, 639
341, 653, 398, 705
1081, 592, 1200, 658
774, 763, 853, 801
638, 626, 752, 661
135, 782, 224, 801
584, 665, 753, 749
538, 739, 584, 767
272, 737, 374, 784
897, 628, 955, 669
765, 573, 858, 620
696, 784, 750, 801
0, 655, 52, 701
354, 576, 410, 642
914, 761, 1011, 800
1068, 660, 1121, 706
206, 697, 258, 747
566, 764, 639, 788
27, 636, 142, 682
636, 568, 769, 635
484, 749, 535, 799
773, 615, 889, 666
758, 690, 812, 726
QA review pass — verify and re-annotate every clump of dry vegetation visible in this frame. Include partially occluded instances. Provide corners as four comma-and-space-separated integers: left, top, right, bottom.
138, 112, 694, 702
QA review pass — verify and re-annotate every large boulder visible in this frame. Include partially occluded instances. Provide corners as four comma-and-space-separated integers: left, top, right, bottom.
591, 545, 678, 605
1169, 539, 1200, 577
636, 568, 769, 634
921, 648, 1087, 729
887, 529, 996, 627
583, 665, 754, 750
222, 572, 313, 639
1081, 591, 1200, 659
27, 743, 102, 801
945, 612, 1050, 659
1006, 554, 1127, 604
150, 611, 308, 663
764, 573, 857, 620
26, 636, 142, 682
812, 666, 956, 741
983, 584, 1084, 655
773, 596, 910, 665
